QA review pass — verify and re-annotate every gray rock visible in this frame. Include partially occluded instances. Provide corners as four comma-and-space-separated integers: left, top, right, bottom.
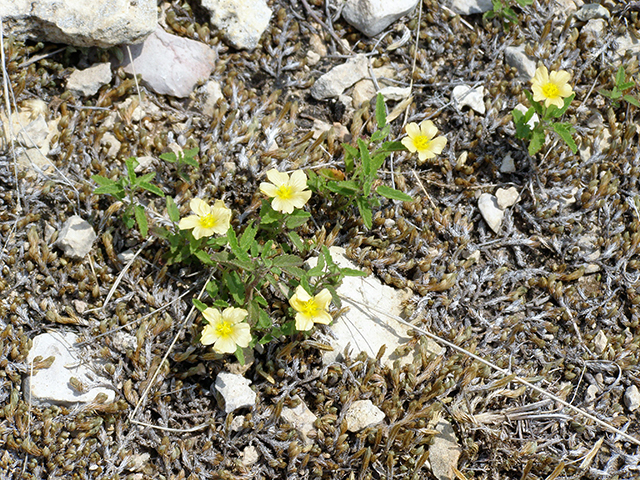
202, 0, 272, 51
580, 19, 606, 45
428, 419, 462, 480
452, 85, 485, 114
500, 153, 516, 173
575, 3, 610, 21
311, 55, 369, 100
67, 63, 112, 97
504, 46, 536, 80
495, 187, 520, 210
120, 28, 216, 98
55, 215, 97, 259
214, 372, 256, 413
352, 79, 377, 108
24, 331, 116, 406
101, 132, 121, 157
311, 247, 444, 368
624, 385, 640, 412
478, 193, 503, 233
615, 31, 640, 61
445, 0, 493, 15
342, 0, 419, 37
281, 396, 317, 444
344, 400, 385, 432
1, 0, 156, 48
593, 330, 608, 354
585, 384, 599, 403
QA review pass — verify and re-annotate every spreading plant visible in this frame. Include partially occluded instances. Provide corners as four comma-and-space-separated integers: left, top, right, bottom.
598, 65, 640, 109
483, 0, 533, 30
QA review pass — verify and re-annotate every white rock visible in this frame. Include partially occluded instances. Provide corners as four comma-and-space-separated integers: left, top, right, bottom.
134, 155, 156, 173
202, 0, 272, 51
125, 453, 150, 472
214, 372, 256, 413
504, 46, 536, 81
306, 50, 322, 66
281, 396, 317, 444
17, 147, 55, 179
575, 3, 610, 21
585, 384, 599, 403
428, 419, 462, 480
67, 63, 112, 96
624, 385, 640, 412
55, 215, 97, 259
101, 132, 121, 157
379, 86, 411, 101
495, 187, 520, 210
230, 415, 245, 432
593, 330, 608, 354
241, 445, 259, 466
452, 85, 485, 114
344, 400, 385, 432
352, 79, 376, 108
1, 0, 156, 47
500, 153, 516, 173
24, 332, 116, 406
445, 0, 493, 15
310, 33, 328, 58
581, 19, 606, 45
552, 0, 581, 15
311, 247, 444, 368
311, 55, 369, 100
120, 28, 216, 98
342, 0, 419, 37
478, 193, 503, 233
615, 31, 640, 62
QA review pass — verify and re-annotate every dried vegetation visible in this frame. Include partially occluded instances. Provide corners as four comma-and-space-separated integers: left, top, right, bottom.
1, 0, 640, 478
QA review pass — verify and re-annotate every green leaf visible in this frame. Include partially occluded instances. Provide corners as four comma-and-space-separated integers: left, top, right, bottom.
287, 231, 305, 252
553, 93, 575, 117
375, 92, 386, 129
379, 141, 406, 153
624, 94, 640, 107
125, 157, 138, 185
182, 156, 199, 167
324, 284, 341, 309
239, 221, 258, 252
343, 143, 359, 158
259, 200, 281, 224
234, 346, 245, 365
195, 249, 214, 265
341, 267, 367, 277
376, 185, 413, 202
139, 181, 165, 197
91, 174, 115, 186
223, 270, 246, 304
166, 197, 180, 223
285, 210, 311, 229
370, 151, 388, 172
272, 254, 304, 268
282, 265, 306, 279
160, 152, 177, 163
355, 196, 373, 229
205, 280, 219, 299
227, 226, 250, 262
134, 205, 148, 237
94, 183, 125, 197
615, 65, 626, 87
529, 129, 546, 155
358, 138, 372, 176
137, 172, 156, 184
192, 298, 208, 313
551, 123, 577, 153
327, 180, 360, 196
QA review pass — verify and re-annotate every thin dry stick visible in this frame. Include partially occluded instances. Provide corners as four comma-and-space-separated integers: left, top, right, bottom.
339, 294, 640, 447
129, 271, 214, 426
298, 0, 353, 55
125, 45, 143, 108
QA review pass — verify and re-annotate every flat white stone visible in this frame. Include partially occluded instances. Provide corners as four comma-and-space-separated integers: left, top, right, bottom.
281, 396, 317, 444
344, 399, 385, 432
495, 187, 520, 210
585, 384, 599, 403
67, 63, 112, 96
575, 3, 610, 21
311, 55, 369, 100
202, 0, 272, 51
593, 330, 608, 354
624, 385, 640, 412
428, 419, 462, 480
452, 85, 485, 114
504, 46, 536, 81
241, 445, 259, 466
214, 372, 256, 413
379, 86, 411, 101
478, 193, 503, 233
445, 0, 493, 15
342, 0, 419, 37
55, 215, 97, 259
24, 332, 115, 406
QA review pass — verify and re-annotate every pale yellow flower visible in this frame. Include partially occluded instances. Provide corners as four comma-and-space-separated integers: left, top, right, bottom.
289, 285, 332, 331
531, 66, 573, 109
201, 307, 251, 354
259, 169, 312, 214
178, 198, 231, 240
401, 120, 447, 163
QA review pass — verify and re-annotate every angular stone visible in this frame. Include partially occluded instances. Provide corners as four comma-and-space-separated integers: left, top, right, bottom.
120, 28, 216, 98
478, 193, 503, 233
311, 55, 369, 100
67, 63, 113, 97
344, 400, 385, 432
452, 85, 485, 114
445, 0, 493, 15
24, 332, 116, 406
504, 45, 536, 80
214, 372, 256, 413
55, 215, 97, 259
495, 187, 520, 210
429, 419, 462, 480
575, 3, 610, 22
281, 396, 317, 444
342, 0, 419, 37
202, 0, 272, 51
593, 330, 608, 354
624, 385, 640, 412
1, 0, 156, 48
500, 153, 516, 173
202, 81, 223, 117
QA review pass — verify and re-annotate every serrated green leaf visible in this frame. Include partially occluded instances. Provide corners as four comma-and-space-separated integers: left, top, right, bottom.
341, 267, 367, 277
139, 181, 165, 197
552, 123, 577, 153
234, 346, 245, 365
223, 270, 245, 304
375, 92, 386, 129
239, 221, 258, 252
195, 249, 214, 265
282, 265, 306, 279
370, 130, 384, 143
356, 196, 373, 229
182, 156, 199, 167
137, 172, 156, 184
193, 298, 208, 313
624, 94, 640, 107
288, 231, 305, 251
343, 143, 359, 157
94, 184, 125, 197
166, 197, 180, 223
160, 152, 177, 163
134, 205, 148, 237
358, 138, 372, 177
376, 185, 413, 202
272, 254, 304, 268
205, 280, 219, 299
125, 157, 137, 184
327, 180, 359, 196
378, 141, 406, 153
91, 174, 115, 186
529, 130, 546, 155
285, 211, 311, 229
615, 65, 626, 86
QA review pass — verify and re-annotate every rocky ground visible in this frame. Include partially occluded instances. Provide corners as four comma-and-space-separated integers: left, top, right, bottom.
2, 0, 640, 479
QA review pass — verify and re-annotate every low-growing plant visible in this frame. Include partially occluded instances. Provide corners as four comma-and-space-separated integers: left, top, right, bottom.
512, 65, 577, 156
598, 65, 640, 109
483, 0, 533, 30
159, 146, 199, 182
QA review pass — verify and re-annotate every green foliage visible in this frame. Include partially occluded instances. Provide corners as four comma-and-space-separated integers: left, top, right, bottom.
160, 147, 200, 182
598, 65, 640, 109
307, 93, 412, 229
513, 92, 577, 156
91, 157, 165, 237
483, 0, 533, 30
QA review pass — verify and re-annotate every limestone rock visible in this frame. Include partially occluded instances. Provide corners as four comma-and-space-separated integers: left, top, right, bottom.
478, 193, 503, 233
202, 0, 272, 51
214, 372, 256, 413
1, 0, 156, 48
241, 445, 259, 466
500, 153, 516, 173
120, 28, 216, 98
575, 3, 610, 22
202, 80, 223, 117
624, 385, 640, 412
593, 330, 608, 354
580, 19, 606, 46
24, 332, 116, 406
344, 400, 385, 432
452, 85, 485, 114
342, 0, 419, 37
352, 79, 377, 108
67, 63, 112, 97
101, 132, 121, 157
311, 55, 369, 100
428, 419, 462, 480
445, 0, 493, 15
281, 396, 317, 444
504, 46, 536, 80
55, 215, 97, 259
585, 384, 599, 403
495, 187, 520, 209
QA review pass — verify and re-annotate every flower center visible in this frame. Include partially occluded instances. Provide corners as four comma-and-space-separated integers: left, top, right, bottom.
276, 185, 293, 200
542, 82, 559, 99
199, 213, 218, 229
300, 299, 319, 317
413, 135, 431, 151
215, 320, 233, 338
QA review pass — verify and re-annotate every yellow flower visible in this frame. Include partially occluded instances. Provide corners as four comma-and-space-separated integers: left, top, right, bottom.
259, 169, 312, 214
178, 198, 231, 240
289, 285, 332, 331
531, 66, 573, 109
401, 120, 447, 163
201, 307, 251, 354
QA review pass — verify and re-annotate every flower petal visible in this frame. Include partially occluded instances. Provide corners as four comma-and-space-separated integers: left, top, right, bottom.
230, 323, 252, 348
202, 307, 222, 324
266, 169, 289, 187
314, 289, 332, 309
289, 170, 309, 190
405, 122, 420, 138
190, 198, 210, 217
271, 197, 295, 214
223, 307, 248, 325
429, 136, 447, 155
419, 120, 438, 140
178, 215, 200, 230
214, 336, 237, 354
200, 324, 218, 345
532, 66, 548, 85
260, 182, 280, 198
295, 313, 314, 331
312, 311, 333, 325
550, 70, 571, 85
401, 137, 417, 153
